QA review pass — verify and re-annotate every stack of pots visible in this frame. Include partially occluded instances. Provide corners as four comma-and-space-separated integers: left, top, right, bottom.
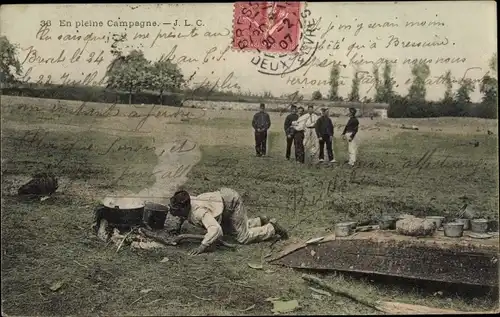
433, 205, 492, 238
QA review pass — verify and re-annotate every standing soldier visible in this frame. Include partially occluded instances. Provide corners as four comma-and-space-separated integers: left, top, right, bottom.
315, 107, 336, 163
341, 107, 360, 167
252, 103, 271, 157
303, 105, 319, 163
283, 105, 299, 160
292, 105, 318, 164
291, 106, 306, 163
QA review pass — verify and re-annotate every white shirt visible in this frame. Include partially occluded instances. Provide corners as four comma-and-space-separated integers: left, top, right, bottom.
188, 191, 224, 246
292, 113, 319, 131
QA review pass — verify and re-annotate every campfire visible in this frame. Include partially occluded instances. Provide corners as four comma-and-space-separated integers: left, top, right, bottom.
92, 197, 236, 251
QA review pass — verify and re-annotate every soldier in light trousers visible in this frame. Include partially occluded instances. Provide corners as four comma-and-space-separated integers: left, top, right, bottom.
341, 107, 360, 166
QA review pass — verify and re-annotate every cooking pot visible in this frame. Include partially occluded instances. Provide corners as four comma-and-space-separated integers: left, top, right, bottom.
335, 222, 353, 237
99, 197, 145, 228
471, 219, 489, 233
444, 222, 464, 238
144, 202, 169, 230
426, 216, 445, 229
454, 218, 470, 230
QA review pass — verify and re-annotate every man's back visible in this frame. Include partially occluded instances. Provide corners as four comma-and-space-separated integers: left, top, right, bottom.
284, 113, 299, 133
189, 191, 224, 226
253, 111, 271, 130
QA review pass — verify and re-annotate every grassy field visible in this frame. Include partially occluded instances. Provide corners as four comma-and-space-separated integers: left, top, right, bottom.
1, 95, 499, 316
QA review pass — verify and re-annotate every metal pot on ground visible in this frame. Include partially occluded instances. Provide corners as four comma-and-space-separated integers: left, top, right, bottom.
95, 198, 146, 233
454, 218, 470, 230
335, 222, 353, 237
471, 219, 489, 233
443, 222, 464, 238
143, 202, 169, 230
426, 216, 445, 229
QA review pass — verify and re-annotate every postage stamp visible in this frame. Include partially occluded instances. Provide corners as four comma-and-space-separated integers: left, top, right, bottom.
232, 1, 301, 53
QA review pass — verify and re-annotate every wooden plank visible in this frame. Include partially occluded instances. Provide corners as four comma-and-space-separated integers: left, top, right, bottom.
271, 232, 499, 287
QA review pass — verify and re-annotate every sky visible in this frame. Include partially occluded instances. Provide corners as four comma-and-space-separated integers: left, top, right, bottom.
0, 2, 497, 102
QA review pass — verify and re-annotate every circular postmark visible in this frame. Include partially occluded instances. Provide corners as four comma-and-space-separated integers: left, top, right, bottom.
249, 3, 321, 77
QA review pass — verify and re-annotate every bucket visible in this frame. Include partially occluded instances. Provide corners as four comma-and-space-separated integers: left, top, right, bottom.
144, 202, 169, 230
471, 219, 489, 233
426, 216, 445, 228
444, 222, 464, 238
378, 216, 396, 230
335, 222, 353, 237
454, 218, 470, 230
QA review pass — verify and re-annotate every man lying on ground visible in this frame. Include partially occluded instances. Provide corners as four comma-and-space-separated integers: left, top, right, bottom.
168, 188, 289, 255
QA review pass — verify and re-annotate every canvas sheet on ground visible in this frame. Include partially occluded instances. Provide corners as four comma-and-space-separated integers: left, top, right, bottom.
1, 2, 498, 317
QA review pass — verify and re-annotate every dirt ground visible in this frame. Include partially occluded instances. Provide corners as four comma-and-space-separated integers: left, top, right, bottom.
1, 95, 499, 316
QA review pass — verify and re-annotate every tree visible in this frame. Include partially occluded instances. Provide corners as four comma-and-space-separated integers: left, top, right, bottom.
348, 69, 360, 102
106, 50, 150, 104
382, 61, 394, 102
312, 90, 322, 100
455, 78, 474, 104
443, 70, 453, 101
489, 53, 497, 73
372, 64, 384, 102
478, 53, 498, 118
0, 36, 22, 87
147, 59, 184, 105
408, 63, 430, 101
328, 64, 341, 101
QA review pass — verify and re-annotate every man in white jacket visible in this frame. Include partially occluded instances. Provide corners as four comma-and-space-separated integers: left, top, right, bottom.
292, 105, 319, 163
168, 188, 289, 255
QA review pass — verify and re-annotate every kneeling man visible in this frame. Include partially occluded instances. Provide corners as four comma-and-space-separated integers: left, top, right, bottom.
169, 188, 289, 255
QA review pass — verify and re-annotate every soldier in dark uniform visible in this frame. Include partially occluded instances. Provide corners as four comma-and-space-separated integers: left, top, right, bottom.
283, 105, 299, 160
252, 103, 272, 157
341, 107, 360, 166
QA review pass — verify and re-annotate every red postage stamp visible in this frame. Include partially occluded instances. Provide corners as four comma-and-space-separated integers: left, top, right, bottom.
232, 1, 301, 53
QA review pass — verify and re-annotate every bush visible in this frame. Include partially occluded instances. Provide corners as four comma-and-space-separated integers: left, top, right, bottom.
312, 90, 322, 100
387, 95, 493, 118
1, 85, 185, 106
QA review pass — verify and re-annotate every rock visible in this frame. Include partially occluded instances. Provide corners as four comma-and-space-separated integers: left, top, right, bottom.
396, 217, 436, 237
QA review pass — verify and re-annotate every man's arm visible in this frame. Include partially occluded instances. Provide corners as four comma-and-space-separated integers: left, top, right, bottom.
252, 113, 258, 130
315, 117, 322, 138
350, 118, 359, 139
284, 115, 291, 132
266, 113, 271, 130
200, 212, 223, 247
342, 118, 351, 135
328, 118, 334, 137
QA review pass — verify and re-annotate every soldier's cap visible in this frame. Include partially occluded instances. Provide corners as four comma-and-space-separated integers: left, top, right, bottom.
260, 103, 265, 108
290, 104, 297, 109
349, 107, 357, 113
321, 107, 329, 111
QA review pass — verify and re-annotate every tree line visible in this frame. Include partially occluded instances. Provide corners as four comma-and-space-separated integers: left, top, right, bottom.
1, 35, 497, 118
311, 55, 497, 119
